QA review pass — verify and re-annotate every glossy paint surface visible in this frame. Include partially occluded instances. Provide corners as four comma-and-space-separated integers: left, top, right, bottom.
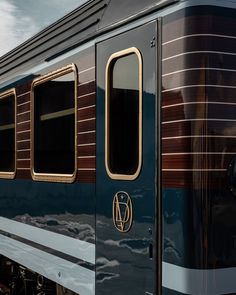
0, 179, 95, 239
0, 46, 96, 293
96, 22, 158, 295
162, 5, 236, 295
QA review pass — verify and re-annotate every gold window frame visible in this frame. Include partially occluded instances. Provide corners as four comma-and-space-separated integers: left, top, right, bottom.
105, 47, 143, 181
0, 88, 16, 179
31, 64, 78, 183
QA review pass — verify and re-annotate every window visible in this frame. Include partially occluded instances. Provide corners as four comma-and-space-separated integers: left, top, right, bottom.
0, 89, 16, 179
105, 48, 142, 180
31, 64, 77, 182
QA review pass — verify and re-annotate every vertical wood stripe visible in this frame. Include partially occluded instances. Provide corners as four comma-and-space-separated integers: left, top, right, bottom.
77, 77, 96, 182
16, 87, 31, 173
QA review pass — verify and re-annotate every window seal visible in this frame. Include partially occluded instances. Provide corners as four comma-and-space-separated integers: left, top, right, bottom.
0, 88, 16, 179
31, 64, 78, 183
105, 47, 142, 180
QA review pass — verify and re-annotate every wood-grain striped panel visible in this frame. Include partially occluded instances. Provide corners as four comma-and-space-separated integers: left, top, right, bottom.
16, 82, 31, 96
78, 131, 96, 144
162, 12, 236, 44
76, 170, 95, 183
17, 121, 30, 132
163, 69, 236, 93
163, 52, 209, 76
163, 35, 236, 60
162, 154, 233, 170
163, 137, 236, 154
17, 140, 30, 151
76, 51, 96, 183
79, 68, 95, 85
76, 51, 95, 72
78, 106, 95, 121
162, 87, 236, 107
17, 131, 30, 142
13, 49, 96, 183
78, 81, 95, 97
78, 157, 96, 169
162, 10, 236, 188
78, 92, 96, 108
163, 120, 236, 138
162, 103, 236, 122
17, 102, 30, 114
16, 87, 31, 174
162, 171, 227, 189
17, 160, 30, 169
78, 144, 96, 157
17, 151, 30, 159
163, 54, 236, 78
16, 169, 31, 179
77, 118, 96, 133
17, 112, 30, 123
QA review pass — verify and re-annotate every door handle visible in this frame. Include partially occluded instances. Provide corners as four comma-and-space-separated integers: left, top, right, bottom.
149, 242, 153, 259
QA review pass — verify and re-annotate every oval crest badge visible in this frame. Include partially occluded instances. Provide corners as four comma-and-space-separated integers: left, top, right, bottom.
112, 191, 133, 232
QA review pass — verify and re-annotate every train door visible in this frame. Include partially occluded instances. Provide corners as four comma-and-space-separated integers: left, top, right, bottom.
96, 21, 159, 295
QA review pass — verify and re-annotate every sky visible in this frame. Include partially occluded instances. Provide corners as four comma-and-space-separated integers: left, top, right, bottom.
0, 0, 88, 57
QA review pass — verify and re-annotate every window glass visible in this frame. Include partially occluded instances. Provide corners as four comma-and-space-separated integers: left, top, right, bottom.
106, 50, 142, 179
33, 67, 77, 180
0, 92, 15, 175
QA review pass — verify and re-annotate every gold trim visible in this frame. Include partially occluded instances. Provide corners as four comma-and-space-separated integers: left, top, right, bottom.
105, 47, 142, 180
0, 88, 16, 179
112, 191, 133, 233
31, 64, 78, 183
0, 123, 15, 131
40, 108, 74, 121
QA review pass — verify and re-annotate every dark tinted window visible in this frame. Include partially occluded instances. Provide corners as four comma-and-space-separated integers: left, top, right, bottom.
106, 52, 141, 178
0, 93, 15, 174
33, 70, 76, 176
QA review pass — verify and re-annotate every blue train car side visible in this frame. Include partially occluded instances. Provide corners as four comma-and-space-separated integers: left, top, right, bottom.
1, 0, 236, 294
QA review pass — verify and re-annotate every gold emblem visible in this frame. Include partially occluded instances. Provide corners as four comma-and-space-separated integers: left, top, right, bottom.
113, 192, 133, 232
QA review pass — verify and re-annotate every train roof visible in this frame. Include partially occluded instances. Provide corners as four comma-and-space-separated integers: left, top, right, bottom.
2, 0, 236, 79
0, 0, 179, 78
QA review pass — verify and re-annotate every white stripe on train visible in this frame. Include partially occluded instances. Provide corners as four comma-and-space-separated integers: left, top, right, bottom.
0, 217, 95, 264
162, 33, 236, 46
163, 261, 236, 294
0, 234, 95, 295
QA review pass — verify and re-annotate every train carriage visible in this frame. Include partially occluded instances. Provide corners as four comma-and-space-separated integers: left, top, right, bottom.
1, 0, 236, 294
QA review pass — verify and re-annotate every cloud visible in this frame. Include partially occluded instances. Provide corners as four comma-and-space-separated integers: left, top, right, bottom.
0, 0, 88, 57
0, 1, 18, 55
0, 0, 37, 56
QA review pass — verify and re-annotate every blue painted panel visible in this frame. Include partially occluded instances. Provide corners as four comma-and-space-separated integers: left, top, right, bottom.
0, 179, 95, 243
163, 188, 194, 268
96, 21, 158, 295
